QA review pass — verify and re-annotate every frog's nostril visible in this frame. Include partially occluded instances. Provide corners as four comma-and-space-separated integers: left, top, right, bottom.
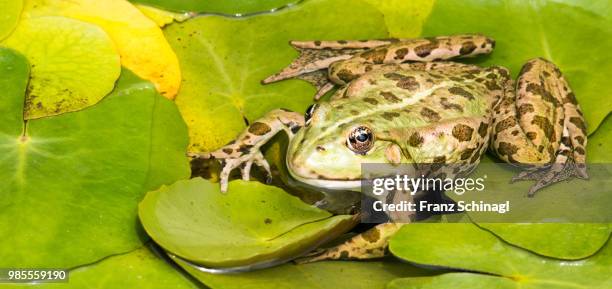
316, 145, 326, 152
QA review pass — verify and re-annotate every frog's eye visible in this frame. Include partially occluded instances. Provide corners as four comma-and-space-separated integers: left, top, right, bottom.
347, 126, 374, 155
304, 104, 317, 125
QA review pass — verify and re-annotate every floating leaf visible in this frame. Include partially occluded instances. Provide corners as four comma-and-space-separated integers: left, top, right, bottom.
587, 115, 612, 162
165, 0, 389, 152
361, 0, 434, 38
478, 223, 612, 259
173, 254, 435, 289
0, 62, 190, 268
421, 0, 612, 133
33, 246, 200, 289
446, 158, 611, 258
139, 178, 356, 268
2, 16, 120, 119
0, 0, 22, 40
23, 0, 181, 99
389, 223, 612, 289
135, 4, 192, 27
130, 0, 300, 14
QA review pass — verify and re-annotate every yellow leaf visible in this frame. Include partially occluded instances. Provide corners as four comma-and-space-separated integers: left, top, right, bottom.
23, 0, 181, 99
135, 4, 193, 28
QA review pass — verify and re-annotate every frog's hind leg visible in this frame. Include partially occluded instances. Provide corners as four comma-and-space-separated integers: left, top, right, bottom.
262, 44, 373, 99
328, 34, 495, 85
491, 58, 588, 197
295, 223, 405, 264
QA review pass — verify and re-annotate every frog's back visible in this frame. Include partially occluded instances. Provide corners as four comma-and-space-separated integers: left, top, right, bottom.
327, 63, 502, 131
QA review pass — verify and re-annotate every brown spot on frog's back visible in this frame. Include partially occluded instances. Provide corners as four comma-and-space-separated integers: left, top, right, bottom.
569, 116, 587, 134
452, 124, 474, 142
380, 91, 401, 103
409, 132, 424, 147
364, 97, 379, 105
248, 122, 271, 135
420, 107, 441, 122
382, 112, 400, 120
448, 86, 474, 100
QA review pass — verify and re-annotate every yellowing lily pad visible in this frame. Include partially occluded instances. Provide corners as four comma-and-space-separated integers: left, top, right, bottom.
139, 178, 357, 268
0, 46, 190, 268
23, 0, 181, 99
0, 0, 22, 40
422, 0, 612, 133
2, 16, 120, 119
389, 223, 612, 289
165, 0, 389, 152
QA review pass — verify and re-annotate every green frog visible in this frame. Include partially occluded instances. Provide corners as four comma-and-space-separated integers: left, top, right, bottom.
190, 34, 588, 262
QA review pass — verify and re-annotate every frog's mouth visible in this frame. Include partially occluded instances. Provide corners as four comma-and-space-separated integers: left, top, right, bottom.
286, 158, 362, 191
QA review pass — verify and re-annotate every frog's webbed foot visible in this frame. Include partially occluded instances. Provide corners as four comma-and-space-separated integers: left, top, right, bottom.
294, 223, 404, 264
189, 148, 272, 192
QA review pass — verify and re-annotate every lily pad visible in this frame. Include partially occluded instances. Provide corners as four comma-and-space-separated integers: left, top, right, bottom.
389, 223, 612, 289
22, 0, 181, 99
31, 246, 200, 289
446, 159, 611, 258
172, 254, 435, 289
478, 223, 612, 259
139, 178, 356, 268
0, 56, 190, 268
2, 16, 120, 119
0, 0, 22, 40
130, 0, 299, 14
361, 0, 434, 38
164, 0, 390, 152
421, 0, 612, 134
587, 115, 612, 162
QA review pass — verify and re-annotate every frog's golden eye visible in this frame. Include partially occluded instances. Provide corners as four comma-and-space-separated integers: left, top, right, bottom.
347, 126, 374, 155
304, 104, 317, 125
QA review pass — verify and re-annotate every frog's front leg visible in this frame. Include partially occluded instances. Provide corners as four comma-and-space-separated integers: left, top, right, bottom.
189, 109, 304, 192
491, 58, 588, 196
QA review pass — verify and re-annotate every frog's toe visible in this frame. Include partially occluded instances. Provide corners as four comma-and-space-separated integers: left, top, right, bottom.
518, 161, 586, 197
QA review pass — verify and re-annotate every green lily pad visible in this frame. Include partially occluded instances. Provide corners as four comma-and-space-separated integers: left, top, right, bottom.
139, 178, 356, 268
389, 223, 612, 289
478, 223, 612, 259
587, 115, 612, 162
361, 0, 434, 38
28, 246, 200, 289
172, 254, 436, 289
164, 0, 389, 152
422, 0, 612, 134
0, 0, 22, 40
2, 16, 120, 119
447, 158, 611, 258
0, 54, 190, 268
130, 0, 299, 14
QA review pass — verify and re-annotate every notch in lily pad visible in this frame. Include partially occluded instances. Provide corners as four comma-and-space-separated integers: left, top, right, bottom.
138, 178, 357, 270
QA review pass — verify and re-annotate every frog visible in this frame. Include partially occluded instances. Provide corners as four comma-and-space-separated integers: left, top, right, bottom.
189, 34, 588, 262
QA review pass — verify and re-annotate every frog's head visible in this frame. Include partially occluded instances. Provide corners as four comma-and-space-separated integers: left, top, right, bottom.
287, 102, 403, 190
